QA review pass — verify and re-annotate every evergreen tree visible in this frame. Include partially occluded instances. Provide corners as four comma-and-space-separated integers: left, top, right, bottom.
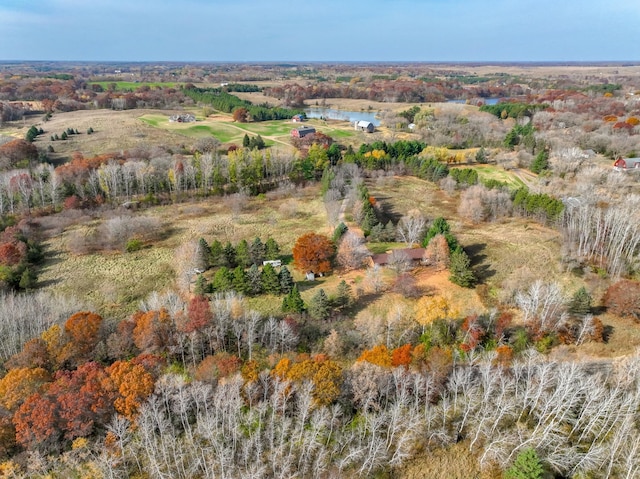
222, 242, 237, 268
242, 134, 250, 148
334, 280, 353, 310
254, 134, 265, 150
569, 287, 592, 316
282, 285, 305, 313
449, 247, 476, 288
249, 237, 266, 266
212, 267, 232, 292
194, 274, 210, 296
505, 448, 544, 479
60, 131, 68, 140
530, 150, 549, 174
279, 266, 294, 294
247, 264, 263, 296
309, 289, 330, 320
209, 240, 224, 267
332, 222, 348, 242
19, 267, 37, 290
383, 222, 397, 242
265, 237, 280, 260
196, 238, 211, 271
475, 146, 487, 163
261, 263, 281, 294
232, 266, 249, 294
235, 240, 251, 268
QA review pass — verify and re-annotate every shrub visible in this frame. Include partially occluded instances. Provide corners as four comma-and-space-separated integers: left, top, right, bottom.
125, 239, 143, 253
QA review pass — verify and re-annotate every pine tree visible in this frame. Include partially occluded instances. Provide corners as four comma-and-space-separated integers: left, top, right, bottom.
19, 268, 37, 290
194, 274, 210, 296
232, 266, 248, 294
279, 266, 294, 294
505, 448, 544, 479
449, 247, 476, 288
242, 134, 250, 148
383, 221, 396, 242
265, 237, 280, 260
309, 289, 330, 320
222, 242, 237, 268
249, 237, 266, 266
334, 280, 353, 309
212, 267, 232, 292
261, 263, 281, 294
569, 287, 592, 316
247, 264, 263, 296
282, 285, 305, 313
209, 240, 224, 267
530, 150, 549, 174
195, 238, 210, 271
235, 240, 251, 268
475, 146, 487, 163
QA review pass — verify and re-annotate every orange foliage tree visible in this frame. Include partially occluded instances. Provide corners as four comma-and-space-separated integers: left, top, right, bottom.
62, 311, 104, 366
391, 344, 413, 368
357, 344, 392, 368
132, 309, 175, 354
292, 232, 334, 274
273, 355, 342, 405
105, 360, 155, 420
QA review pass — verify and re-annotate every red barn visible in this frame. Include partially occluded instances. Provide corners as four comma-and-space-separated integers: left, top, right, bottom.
613, 157, 640, 171
291, 126, 316, 138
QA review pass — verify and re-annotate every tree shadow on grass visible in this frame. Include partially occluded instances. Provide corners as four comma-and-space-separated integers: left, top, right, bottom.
465, 242, 496, 282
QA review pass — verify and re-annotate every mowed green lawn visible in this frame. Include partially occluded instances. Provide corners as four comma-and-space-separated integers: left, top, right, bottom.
139, 113, 355, 147
468, 165, 526, 189
88, 81, 180, 91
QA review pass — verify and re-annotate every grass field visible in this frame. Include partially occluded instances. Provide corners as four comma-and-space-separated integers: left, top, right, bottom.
468, 164, 527, 189
87, 81, 181, 91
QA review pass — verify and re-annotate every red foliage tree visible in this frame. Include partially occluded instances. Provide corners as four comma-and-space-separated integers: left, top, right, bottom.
184, 295, 213, 334
0, 242, 25, 266
391, 344, 412, 368
232, 107, 248, 123
0, 139, 38, 168
292, 232, 334, 274
604, 280, 640, 321
13, 393, 60, 452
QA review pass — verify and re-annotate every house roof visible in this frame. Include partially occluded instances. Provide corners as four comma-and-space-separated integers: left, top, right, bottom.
357, 120, 374, 127
370, 247, 426, 265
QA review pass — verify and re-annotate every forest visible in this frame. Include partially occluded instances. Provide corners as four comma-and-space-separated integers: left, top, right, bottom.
0, 62, 639, 478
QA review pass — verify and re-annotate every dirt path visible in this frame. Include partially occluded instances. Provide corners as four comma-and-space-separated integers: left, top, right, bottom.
511, 168, 538, 188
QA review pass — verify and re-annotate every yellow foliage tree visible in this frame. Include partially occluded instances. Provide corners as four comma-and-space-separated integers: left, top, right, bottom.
415, 294, 459, 332
0, 367, 50, 411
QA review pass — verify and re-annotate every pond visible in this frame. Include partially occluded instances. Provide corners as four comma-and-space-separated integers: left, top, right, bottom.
447, 98, 504, 105
304, 107, 381, 126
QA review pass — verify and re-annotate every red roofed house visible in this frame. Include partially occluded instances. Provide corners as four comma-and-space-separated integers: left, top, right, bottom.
613, 157, 640, 171
368, 247, 427, 268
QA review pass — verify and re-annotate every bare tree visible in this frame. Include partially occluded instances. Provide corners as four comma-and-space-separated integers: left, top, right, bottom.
336, 231, 370, 271
396, 210, 426, 246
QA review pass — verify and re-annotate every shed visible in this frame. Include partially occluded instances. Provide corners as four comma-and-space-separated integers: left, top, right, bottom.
291, 126, 316, 138
263, 260, 282, 268
292, 114, 306, 123
355, 120, 375, 133
613, 157, 640, 171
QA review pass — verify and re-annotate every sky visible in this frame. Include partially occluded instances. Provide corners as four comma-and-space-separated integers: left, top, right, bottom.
0, 0, 638, 62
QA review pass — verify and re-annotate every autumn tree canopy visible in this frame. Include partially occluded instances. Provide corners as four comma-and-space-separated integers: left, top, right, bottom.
292, 232, 334, 274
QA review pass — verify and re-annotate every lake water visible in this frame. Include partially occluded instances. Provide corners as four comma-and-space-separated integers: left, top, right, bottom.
447, 98, 503, 105
304, 107, 381, 126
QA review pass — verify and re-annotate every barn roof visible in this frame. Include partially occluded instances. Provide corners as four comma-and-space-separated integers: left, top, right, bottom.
370, 248, 426, 265
357, 120, 374, 127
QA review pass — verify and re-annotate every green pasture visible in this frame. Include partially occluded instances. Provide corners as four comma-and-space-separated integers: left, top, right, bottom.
470, 165, 526, 189
88, 81, 180, 91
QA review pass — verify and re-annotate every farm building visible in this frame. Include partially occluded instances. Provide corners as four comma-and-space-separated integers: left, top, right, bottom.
368, 248, 426, 268
291, 126, 316, 138
613, 157, 640, 171
291, 114, 306, 122
355, 120, 375, 133
169, 113, 196, 123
